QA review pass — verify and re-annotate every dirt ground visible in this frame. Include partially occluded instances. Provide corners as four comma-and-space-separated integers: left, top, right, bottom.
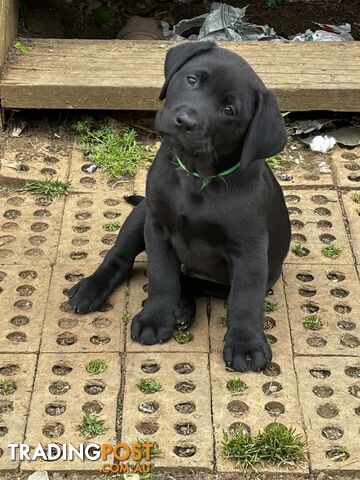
0, 111, 359, 480
19, 0, 360, 40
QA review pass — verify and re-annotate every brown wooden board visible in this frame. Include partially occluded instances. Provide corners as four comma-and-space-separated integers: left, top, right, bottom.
1, 40, 360, 111
0, 0, 19, 72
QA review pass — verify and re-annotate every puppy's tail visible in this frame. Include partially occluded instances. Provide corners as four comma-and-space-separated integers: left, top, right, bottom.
124, 195, 145, 206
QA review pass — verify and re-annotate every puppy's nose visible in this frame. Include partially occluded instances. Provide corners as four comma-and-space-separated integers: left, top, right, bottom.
175, 111, 197, 131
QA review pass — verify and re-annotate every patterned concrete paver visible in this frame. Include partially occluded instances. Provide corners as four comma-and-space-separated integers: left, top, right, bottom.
284, 189, 353, 265
284, 264, 360, 356
0, 194, 64, 265
122, 353, 214, 471
332, 146, 360, 188
41, 264, 126, 353
294, 356, 360, 473
23, 353, 121, 471
56, 192, 133, 264
0, 265, 51, 353
341, 191, 360, 264
0, 354, 37, 471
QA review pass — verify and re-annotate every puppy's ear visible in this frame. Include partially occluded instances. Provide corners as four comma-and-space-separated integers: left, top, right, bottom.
239, 89, 287, 170
159, 41, 216, 101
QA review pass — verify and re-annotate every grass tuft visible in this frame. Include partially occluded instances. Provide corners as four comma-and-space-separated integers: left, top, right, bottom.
322, 245, 343, 259
79, 413, 107, 438
74, 117, 145, 178
174, 330, 193, 344
219, 314, 227, 327
137, 379, 162, 394
226, 378, 248, 393
103, 222, 121, 232
0, 378, 15, 395
264, 299, 278, 313
351, 192, 360, 204
266, 154, 289, 170
86, 359, 107, 375
303, 314, 324, 331
223, 423, 308, 470
25, 178, 70, 198
292, 243, 306, 256
136, 438, 163, 459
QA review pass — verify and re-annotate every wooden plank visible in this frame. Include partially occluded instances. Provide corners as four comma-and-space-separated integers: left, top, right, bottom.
0, 0, 19, 72
1, 39, 360, 111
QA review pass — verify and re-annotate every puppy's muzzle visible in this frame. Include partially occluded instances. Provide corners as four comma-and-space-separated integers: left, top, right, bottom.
175, 111, 198, 132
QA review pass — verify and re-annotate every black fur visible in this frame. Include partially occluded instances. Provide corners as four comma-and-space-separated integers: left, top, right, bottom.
69, 42, 291, 372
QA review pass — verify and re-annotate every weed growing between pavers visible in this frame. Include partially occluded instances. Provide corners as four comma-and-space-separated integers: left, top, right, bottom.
351, 192, 360, 203
303, 314, 324, 331
137, 379, 162, 394
174, 330, 193, 344
219, 313, 227, 327
322, 245, 343, 259
79, 413, 107, 437
25, 178, 70, 197
0, 378, 16, 395
104, 222, 121, 231
74, 117, 146, 177
264, 299, 278, 313
266, 154, 290, 170
223, 423, 308, 470
136, 438, 163, 458
86, 359, 108, 375
226, 378, 248, 394
14, 40, 29, 54
292, 243, 309, 257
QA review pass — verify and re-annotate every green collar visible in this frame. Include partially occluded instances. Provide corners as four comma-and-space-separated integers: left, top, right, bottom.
174, 155, 241, 190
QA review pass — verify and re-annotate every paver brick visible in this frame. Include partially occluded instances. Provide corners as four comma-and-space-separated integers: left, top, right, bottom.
284, 264, 360, 355
56, 192, 132, 264
332, 146, 360, 188
211, 352, 307, 474
0, 354, 37, 471
23, 353, 121, 471
0, 194, 64, 265
41, 264, 125, 353
122, 353, 214, 471
0, 265, 51, 353
295, 356, 360, 473
341, 191, 360, 264
284, 189, 353, 265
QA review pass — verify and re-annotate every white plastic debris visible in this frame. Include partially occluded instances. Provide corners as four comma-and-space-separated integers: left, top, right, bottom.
163, 2, 280, 41
292, 23, 354, 42
85, 163, 98, 173
28, 472, 50, 480
309, 135, 337, 154
11, 121, 26, 137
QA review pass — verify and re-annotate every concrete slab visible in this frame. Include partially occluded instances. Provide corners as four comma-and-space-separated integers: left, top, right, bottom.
332, 146, 360, 188
122, 353, 214, 472
40, 264, 125, 353
23, 353, 121, 471
341, 191, 360, 264
56, 192, 132, 264
0, 265, 51, 352
284, 264, 360, 355
126, 264, 210, 353
284, 189, 353, 265
0, 354, 37, 471
294, 356, 360, 473
0, 194, 64, 265
211, 351, 307, 475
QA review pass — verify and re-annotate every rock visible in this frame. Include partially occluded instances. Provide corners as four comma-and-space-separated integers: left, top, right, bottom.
28, 472, 50, 480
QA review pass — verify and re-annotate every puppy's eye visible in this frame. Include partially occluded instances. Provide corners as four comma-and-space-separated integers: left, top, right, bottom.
223, 106, 235, 116
186, 75, 197, 86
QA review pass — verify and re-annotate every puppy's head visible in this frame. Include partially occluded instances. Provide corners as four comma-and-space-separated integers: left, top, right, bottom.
155, 42, 287, 178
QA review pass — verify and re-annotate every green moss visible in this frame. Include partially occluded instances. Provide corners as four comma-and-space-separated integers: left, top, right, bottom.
322, 245, 343, 259
174, 331, 193, 344
226, 378, 248, 393
264, 299, 278, 313
137, 379, 162, 394
303, 314, 324, 331
86, 359, 107, 375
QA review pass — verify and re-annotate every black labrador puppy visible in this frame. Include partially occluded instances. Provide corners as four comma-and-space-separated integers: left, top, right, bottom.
69, 41, 291, 372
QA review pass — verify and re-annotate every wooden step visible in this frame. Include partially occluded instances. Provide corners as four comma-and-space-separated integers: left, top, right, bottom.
1, 39, 360, 111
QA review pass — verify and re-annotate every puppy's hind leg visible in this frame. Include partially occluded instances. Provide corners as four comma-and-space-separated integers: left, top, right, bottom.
69, 198, 146, 313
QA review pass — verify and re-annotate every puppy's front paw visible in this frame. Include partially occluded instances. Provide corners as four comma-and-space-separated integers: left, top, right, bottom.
223, 328, 272, 372
131, 303, 177, 345
68, 275, 110, 313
